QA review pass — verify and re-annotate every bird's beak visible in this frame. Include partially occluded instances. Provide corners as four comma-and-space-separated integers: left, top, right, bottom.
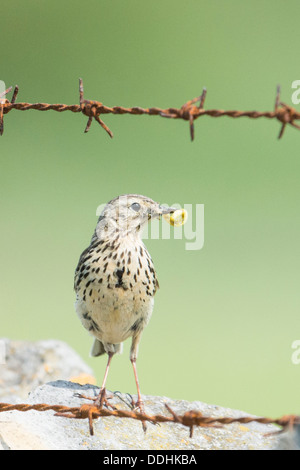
150, 205, 176, 219
148, 206, 176, 220
147, 205, 176, 221
159, 205, 177, 215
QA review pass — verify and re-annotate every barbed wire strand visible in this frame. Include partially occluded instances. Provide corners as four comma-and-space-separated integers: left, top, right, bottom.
1, 80, 300, 140
0, 399, 299, 438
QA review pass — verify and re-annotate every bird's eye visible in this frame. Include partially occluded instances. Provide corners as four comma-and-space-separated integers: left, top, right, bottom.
131, 202, 141, 212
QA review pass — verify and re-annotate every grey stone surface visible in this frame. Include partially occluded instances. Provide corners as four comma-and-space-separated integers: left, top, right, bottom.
0, 338, 95, 403
0, 339, 291, 450
276, 424, 300, 450
0, 380, 280, 450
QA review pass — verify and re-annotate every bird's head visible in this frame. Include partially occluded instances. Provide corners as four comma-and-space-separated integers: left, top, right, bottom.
95, 194, 176, 240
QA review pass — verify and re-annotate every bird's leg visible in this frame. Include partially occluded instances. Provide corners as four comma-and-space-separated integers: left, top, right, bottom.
130, 358, 144, 411
130, 335, 147, 432
77, 352, 115, 409
94, 351, 114, 408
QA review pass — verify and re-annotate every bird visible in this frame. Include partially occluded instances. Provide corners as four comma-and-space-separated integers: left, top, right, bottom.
74, 194, 177, 428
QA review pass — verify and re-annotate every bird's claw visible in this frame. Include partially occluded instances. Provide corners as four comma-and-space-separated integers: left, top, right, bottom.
129, 397, 148, 432
75, 388, 116, 410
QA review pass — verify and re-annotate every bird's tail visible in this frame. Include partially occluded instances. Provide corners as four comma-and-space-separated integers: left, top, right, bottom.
90, 339, 106, 357
90, 339, 123, 357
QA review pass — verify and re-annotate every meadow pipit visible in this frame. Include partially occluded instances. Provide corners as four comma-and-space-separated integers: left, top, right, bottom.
74, 194, 177, 429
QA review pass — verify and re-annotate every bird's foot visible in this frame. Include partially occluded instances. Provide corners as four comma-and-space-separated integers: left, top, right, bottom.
75, 388, 116, 410
94, 387, 116, 409
131, 397, 147, 433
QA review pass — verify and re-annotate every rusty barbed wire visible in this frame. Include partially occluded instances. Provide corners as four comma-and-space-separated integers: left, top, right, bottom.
1, 79, 300, 140
0, 398, 299, 438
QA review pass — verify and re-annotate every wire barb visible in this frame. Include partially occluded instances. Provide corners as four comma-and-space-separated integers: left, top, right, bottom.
0, 85, 18, 135
178, 87, 207, 141
274, 85, 300, 139
0, 86, 12, 136
1, 80, 300, 140
79, 78, 113, 138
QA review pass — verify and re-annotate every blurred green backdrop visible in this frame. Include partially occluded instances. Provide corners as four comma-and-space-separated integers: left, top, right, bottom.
1, 0, 299, 418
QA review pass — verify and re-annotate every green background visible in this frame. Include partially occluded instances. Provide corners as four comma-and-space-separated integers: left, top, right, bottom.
1, 0, 299, 418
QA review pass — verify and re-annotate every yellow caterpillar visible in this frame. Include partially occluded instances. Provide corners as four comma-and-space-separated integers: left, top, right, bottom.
163, 209, 187, 227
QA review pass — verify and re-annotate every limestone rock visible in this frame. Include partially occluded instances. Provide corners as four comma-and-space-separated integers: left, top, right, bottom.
0, 339, 289, 450
0, 380, 280, 450
0, 338, 95, 403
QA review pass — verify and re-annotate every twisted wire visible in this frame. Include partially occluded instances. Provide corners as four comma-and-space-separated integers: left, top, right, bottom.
0, 400, 298, 438
1, 79, 299, 139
